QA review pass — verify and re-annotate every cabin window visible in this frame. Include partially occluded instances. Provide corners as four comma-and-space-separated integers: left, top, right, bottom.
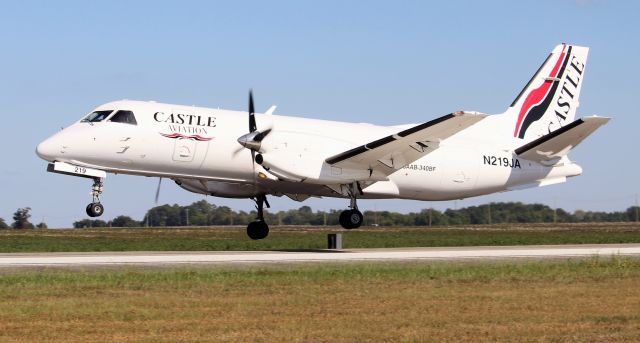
81, 110, 113, 123
108, 110, 137, 125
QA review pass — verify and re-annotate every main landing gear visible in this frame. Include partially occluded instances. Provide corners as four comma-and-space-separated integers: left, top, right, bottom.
339, 182, 364, 230
86, 178, 105, 217
247, 194, 270, 240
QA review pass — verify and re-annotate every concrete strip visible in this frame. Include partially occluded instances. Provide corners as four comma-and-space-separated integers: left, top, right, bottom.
0, 244, 639, 267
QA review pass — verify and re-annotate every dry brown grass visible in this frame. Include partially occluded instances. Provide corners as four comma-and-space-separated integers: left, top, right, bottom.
0, 260, 639, 342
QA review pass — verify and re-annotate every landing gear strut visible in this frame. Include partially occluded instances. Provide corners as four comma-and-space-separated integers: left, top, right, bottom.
86, 178, 104, 217
339, 182, 364, 229
247, 195, 270, 240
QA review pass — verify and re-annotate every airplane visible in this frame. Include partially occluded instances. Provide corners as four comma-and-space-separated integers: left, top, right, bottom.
36, 43, 609, 239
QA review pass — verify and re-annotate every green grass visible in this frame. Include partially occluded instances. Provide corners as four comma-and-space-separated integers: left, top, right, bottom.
0, 222, 639, 253
1, 257, 639, 342
0, 255, 638, 285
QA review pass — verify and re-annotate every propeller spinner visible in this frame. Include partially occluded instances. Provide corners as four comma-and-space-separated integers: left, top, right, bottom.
237, 90, 273, 153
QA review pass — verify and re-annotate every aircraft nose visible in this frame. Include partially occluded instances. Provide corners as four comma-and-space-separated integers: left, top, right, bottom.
36, 137, 59, 162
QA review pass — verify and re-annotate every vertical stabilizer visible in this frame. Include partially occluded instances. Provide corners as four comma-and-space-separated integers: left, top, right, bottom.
508, 44, 589, 142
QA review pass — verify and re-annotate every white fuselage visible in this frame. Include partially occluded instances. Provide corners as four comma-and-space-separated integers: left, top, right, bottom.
36, 100, 582, 202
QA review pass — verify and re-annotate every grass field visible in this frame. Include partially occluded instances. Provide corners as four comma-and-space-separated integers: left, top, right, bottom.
0, 222, 639, 252
0, 257, 639, 342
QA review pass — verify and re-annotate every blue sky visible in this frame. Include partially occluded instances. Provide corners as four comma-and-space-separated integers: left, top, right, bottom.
1, 1, 638, 227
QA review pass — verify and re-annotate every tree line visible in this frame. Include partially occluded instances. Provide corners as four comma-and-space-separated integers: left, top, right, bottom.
71, 200, 640, 228
0, 207, 47, 229
2, 201, 638, 229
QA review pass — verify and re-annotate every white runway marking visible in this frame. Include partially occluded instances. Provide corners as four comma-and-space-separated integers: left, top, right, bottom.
1, 244, 639, 267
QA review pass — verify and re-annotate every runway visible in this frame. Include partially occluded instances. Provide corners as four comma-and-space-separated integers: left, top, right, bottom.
1, 244, 639, 267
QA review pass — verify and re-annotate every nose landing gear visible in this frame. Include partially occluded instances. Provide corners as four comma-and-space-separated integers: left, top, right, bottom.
86, 178, 104, 217
339, 181, 364, 230
247, 195, 269, 240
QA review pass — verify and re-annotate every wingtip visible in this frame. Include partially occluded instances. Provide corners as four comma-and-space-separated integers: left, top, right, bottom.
582, 115, 612, 123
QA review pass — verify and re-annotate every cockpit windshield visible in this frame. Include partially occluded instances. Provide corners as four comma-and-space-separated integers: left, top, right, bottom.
108, 110, 137, 125
81, 110, 113, 123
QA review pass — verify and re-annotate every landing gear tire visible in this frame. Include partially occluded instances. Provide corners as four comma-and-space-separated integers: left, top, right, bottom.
339, 209, 363, 230
85, 178, 105, 218
86, 202, 104, 217
246, 195, 270, 240
247, 220, 269, 240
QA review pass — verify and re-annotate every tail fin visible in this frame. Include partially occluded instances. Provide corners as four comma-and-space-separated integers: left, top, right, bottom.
507, 44, 589, 142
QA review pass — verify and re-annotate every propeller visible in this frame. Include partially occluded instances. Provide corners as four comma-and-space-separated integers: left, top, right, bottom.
235, 90, 276, 190
239, 91, 272, 150
154, 177, 162, 204
236, 90, 274, 157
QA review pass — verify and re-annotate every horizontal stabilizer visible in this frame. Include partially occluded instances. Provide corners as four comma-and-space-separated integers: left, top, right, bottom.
326, 111, 486, 175
507, 177, 567, 191
515, 116, 610, 164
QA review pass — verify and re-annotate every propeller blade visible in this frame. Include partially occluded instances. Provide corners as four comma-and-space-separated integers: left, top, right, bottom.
249, 90, 257, 133
232, 145, 245, 157
154, 177, 162, 204
246, 90, 262, 191
253, 128, 272, 142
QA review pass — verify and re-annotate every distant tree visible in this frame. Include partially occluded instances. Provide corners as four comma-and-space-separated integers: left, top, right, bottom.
185, 200, 215, 225
233, 210, 254, 225
555, 208, 574, 223
298, 206, 312, 214
0, 218, 8, 229
36, 222, 48, 229
12, 207, 34, 229
73, 219, 108, 228
209, 205, 235, 225
111, 215, 140, 227
444, 208, 469, 225
411, 208, 448, 226
578, 209, 627, 222
626, 206, 640, 222
144, 204, 183, 226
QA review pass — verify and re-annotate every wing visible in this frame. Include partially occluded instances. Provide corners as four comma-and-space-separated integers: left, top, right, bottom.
325, 111, 486, 175
515, 116, 610, 164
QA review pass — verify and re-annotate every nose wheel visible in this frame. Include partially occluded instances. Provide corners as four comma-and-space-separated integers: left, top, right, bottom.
339, 181, 364, 229
247, 195, 270, 240
86, 178, 105, 217
86, 202, 104, 217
